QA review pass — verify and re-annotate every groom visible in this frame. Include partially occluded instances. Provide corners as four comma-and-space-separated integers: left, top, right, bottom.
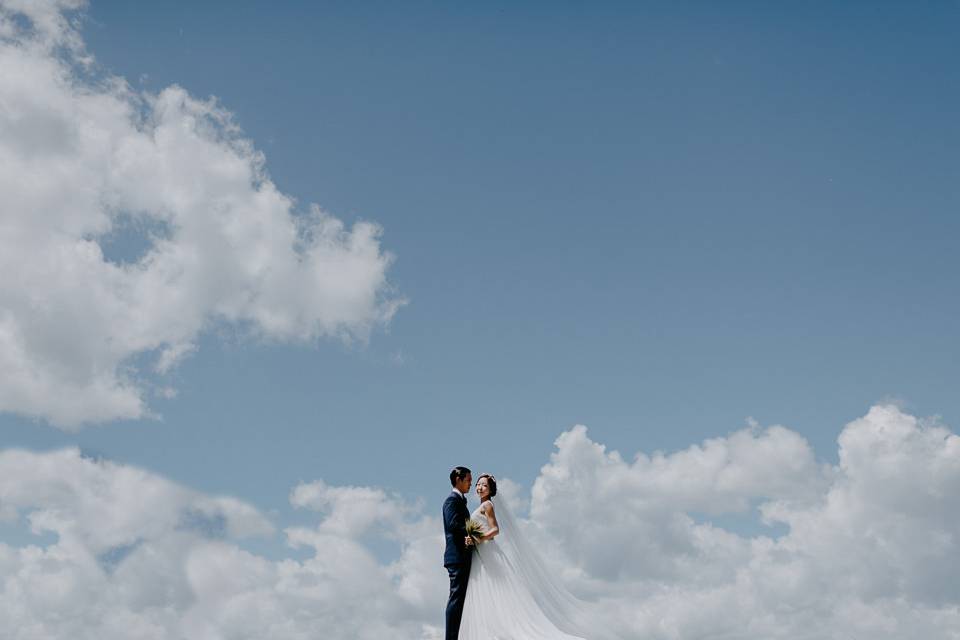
443, 466, 475, 640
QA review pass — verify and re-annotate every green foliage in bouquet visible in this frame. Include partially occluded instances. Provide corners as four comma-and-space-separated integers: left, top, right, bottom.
465, 518, 485, 547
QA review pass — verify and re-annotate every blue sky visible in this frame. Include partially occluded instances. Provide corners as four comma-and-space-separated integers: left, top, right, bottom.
3, 0, 959, 543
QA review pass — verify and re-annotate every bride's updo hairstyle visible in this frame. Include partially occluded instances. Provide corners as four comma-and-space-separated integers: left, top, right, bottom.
478, 473, 497, 498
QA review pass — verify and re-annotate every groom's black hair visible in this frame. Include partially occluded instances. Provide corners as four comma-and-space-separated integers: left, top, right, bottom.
450, 466, 472, 486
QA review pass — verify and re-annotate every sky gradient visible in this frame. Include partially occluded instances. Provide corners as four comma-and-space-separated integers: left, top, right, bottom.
3, 0, 959, 554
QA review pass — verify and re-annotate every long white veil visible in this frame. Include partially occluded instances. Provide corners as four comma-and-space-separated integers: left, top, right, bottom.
486, 495, 610, 639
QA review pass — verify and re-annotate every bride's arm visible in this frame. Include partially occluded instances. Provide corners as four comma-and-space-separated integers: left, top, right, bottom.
481, 502, 500, 540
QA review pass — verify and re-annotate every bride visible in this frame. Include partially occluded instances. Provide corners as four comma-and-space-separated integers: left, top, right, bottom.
458, 474, 599, 640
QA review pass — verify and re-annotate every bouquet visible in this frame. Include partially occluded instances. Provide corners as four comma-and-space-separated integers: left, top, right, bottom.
465, 518, 485, 547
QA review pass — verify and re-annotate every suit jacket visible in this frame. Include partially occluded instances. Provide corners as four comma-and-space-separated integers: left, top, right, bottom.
443, 491, 472, 567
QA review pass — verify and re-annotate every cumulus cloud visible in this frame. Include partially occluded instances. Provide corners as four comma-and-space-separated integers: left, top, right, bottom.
1, 405, 958, 639
529, 405, 960, 639
0, 447, 446, 640
528, 419, 831, 585
0, 0, 403, 428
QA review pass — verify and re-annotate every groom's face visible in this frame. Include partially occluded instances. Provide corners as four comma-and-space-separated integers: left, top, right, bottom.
456, 473, 473, 495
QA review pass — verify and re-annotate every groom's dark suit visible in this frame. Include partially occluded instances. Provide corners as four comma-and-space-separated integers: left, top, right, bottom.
443, 490, 472, 640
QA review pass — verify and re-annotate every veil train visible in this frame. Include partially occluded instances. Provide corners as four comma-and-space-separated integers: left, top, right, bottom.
459, 494, 619, 640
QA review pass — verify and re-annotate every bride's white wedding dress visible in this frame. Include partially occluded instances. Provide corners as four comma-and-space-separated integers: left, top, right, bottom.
458, 498, 595, 640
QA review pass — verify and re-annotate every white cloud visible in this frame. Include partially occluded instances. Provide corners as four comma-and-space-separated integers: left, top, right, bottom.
0, 0, 403, 429
529, 404, 960, 639
527, 419, 828, 586
1, 405, 958, 639
0, 447, 446, 640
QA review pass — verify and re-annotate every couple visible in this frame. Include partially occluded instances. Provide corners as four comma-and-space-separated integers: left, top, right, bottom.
443, 466, 594, 640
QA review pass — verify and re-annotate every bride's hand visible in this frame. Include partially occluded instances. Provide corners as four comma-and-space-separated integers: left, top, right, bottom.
465, 536, 475, 547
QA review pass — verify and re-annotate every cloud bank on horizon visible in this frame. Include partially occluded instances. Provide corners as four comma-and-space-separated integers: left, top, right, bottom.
0, 0, 403, 428
1, 405, 958, 639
